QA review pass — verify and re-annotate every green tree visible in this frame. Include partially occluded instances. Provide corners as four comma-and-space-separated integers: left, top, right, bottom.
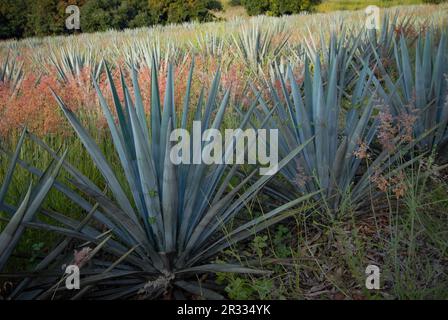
81, 0, 152, 32
241, 0, 270, 16
241, 0, 320, 16
81, 0, 121, 32
0, 0, 28, 39
26, 0, 64, 37
124, 0, 152, 28
0, 0, 222, 39
149, 0, 221, 24
25, 0, 86, 37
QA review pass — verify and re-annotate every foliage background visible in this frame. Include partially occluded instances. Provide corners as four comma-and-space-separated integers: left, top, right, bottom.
0, 0, 224, 39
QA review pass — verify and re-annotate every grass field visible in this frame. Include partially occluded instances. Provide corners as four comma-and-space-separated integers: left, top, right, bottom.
316, 0, 427, 12
1, 3, 448, 300
219, 0, 429, 17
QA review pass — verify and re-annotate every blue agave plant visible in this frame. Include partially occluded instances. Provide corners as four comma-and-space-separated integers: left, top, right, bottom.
3, 59, 316, 299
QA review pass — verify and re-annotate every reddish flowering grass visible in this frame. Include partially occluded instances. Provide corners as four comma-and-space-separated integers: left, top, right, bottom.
0, 64, 112, 137
370, 169, 408, 199
370, 106, 417, 198
353, 140, 370, 160
1, 73, 62, 136
0, 52, 301, 140
73, 247, 93, 269
377, 109, 397, 152
0, 58, 238, 138
377, 107, 417, 153
293, 159, 311, 188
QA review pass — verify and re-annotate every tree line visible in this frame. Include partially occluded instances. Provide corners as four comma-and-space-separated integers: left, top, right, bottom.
0, 0, 322, 40
231, 0, 320, 16
0, 0, 222, 39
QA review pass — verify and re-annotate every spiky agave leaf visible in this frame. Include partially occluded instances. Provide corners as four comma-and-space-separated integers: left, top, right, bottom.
0, 52, 24, 93
0, 129, 68, 272
44, 42, 104, 82
232, 22, 289, 73
374, 30, 448, 152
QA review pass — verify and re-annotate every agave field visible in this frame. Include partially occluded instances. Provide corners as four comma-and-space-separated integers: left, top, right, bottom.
0, 3, 448, 300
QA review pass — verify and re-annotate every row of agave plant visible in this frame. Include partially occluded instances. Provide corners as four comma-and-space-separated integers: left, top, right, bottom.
0, 14, 439, 137
3, 3, 445, 66
3, 10, 432, 78
0, 20, 448, 299
0, 54, 23, 94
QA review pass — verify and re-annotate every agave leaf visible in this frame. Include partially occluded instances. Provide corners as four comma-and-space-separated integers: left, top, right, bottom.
193, 191, 319, 264
0, 146, 124, 241
182, 170, 257, 256
162, 121, 178, 253
174, 280, 224, 300
176, 264, 269, 275
52, 90, 139, 224
106, 63, 133, 151
9, 204, 99, 299
159, 64, 175, 177
93, 78, 146, 223
190, 136, 315, 256
150, 55, 162, 165
37, 235, 113, 300
71, 192, 160, 272
125, 88, 163, 244
71, 245, 140, 299
69, 179, 161, 268
131, 66, 150, 144
0, 150, 67, 271
0, 184, 32, 267
0, 127, 26, 205
181, 58, 195, 130
202, 68, 221, 129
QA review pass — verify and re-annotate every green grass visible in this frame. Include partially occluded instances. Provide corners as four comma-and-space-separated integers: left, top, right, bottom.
221, 0, 428, 16
0, 125, 126, 273
216, 0, 248, 19
316, 0, 427, 12
216, 162, 448, 299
